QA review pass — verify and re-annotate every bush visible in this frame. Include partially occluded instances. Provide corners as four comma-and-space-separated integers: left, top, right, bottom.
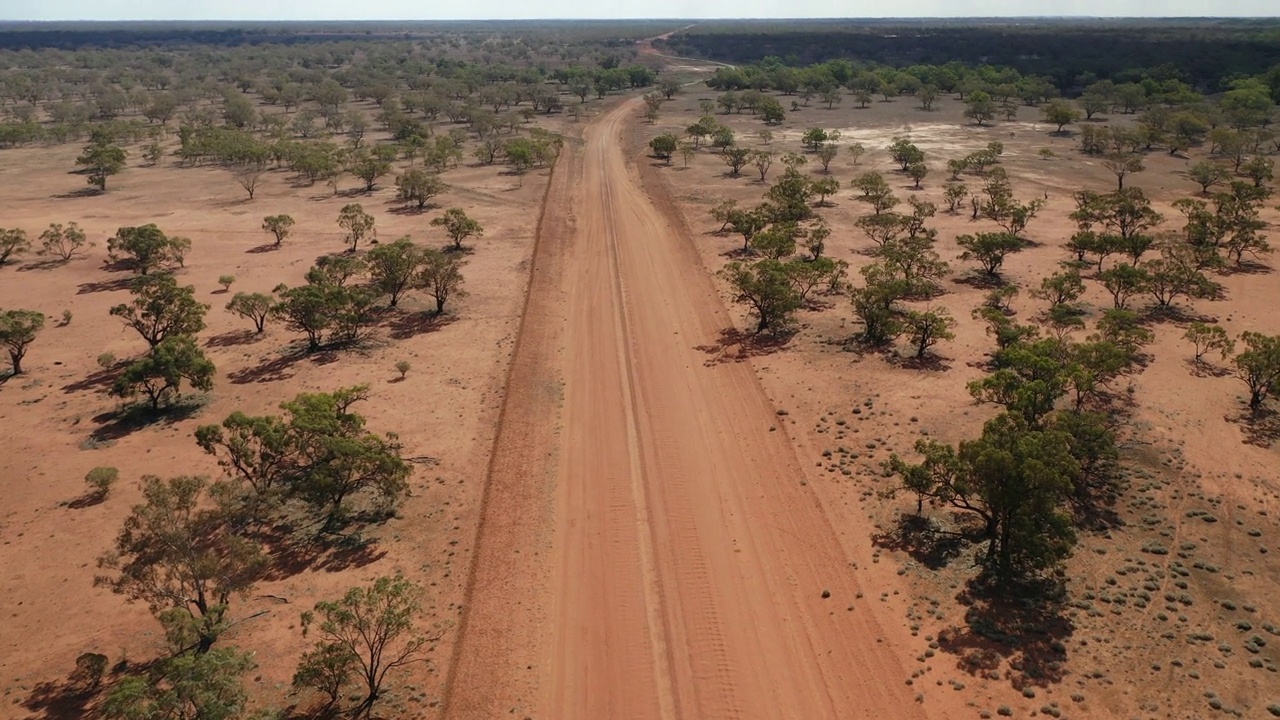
97, 352, 117, 369
395, 360, 410, 379
71, 652, 109, 689
85, 466, 119, 499
218, 275, 236, 291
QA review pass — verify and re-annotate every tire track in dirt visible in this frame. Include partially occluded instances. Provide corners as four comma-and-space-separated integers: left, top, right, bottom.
440, 137, 577, 720
446, 98, 935, 720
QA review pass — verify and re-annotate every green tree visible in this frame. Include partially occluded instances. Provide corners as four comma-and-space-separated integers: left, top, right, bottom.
292, 642, 358, 711
1241, 156, 1275, 188
1188, 161, 1230, 195
76, 135, 127, 190
225, 292, 274, 333
366, 237, 424, 307
0, 228, 29, 265
801, 127, 830, 152
96, 475, 263, 653
809, 176, 840, 206
300, 575, 441, 717
108, 224, 190, 275
272, 283, 343, 352
957, 232, 1023, 277
750, 223, 798, 259
851, 171, 898, 215
308, 254, 367, 288
103, 647, 255, 720
1042, 99, 1081, 133
349, 150, 393, 192
765, 167, 814, 222
394, 169, 448, 210
723, 146, 751, 176
280, 387, 411, 528
110, 274, 209, 350
751, 150, 774, 182
886, 412, 1078, 582
1234, 332, 1280, 409
726, 205, 769, 252
906, 161, 928, 189
759, 96, 785, 124
902, 307, 955, 359
719, 259, 803, 334
943, 183, 969, 214
849, 265, 908, 345
1141, 255, 1213, 310
85, 466, 119, 500
887, 137, 924, 171
963, 90, 997, 126
815, 143, 839, 173
1184, 322, 1234, 363
648, 133, 678, 163
337, 203, 376, 252
38, 222, 89, 262
417, 247, 467, 313
1097, 263, 1148, 309
0, 309, 44, 375
1102, 150, 1145, 190
111, 336, 216, 411
430, 208, 484, 251
1030, 270, 1085, 306
195, 412, 293, 516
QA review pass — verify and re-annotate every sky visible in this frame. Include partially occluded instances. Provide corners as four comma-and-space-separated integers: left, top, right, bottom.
0, 0, 1275, 21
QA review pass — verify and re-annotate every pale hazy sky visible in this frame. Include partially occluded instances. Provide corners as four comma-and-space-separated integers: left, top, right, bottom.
0, 0, 1275, 21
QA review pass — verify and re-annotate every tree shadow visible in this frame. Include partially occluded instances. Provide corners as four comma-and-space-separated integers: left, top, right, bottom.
227, 350, 329, 385
21, 678, 98, 720
64, 491, 107, 510
694, 326, 794, 366
1221, 260, 1272, 275
18, 258, 69, 272
245, 243, 281, 254
1185, 358, 1232, 378
938, 577, 1074, 690
89, 398, 206, 442
62, 365, 122, 394
871, 513, 968, 570
887, 351, 953, 372
386, 203, 432, 216
1142, 305, 1218, 325
384, 310, 455, 340
76, 276, 133, 294
205, 329, 263, 348
257, 522, 390, 582
718, 246, 756, 260
952, 273, 1005, 290
52, 188, 103, 200
1228, 405, 1280, 448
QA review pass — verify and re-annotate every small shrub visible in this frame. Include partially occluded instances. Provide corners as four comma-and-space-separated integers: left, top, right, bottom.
85, 467, 118, 499
97, 352, 116, 369
61, 310, 73, 326
71, 652, 108, 689
395, 360, 410, 379
218, 275, 236, 291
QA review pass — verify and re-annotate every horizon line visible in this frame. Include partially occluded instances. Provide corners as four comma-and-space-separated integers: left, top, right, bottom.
3, 15, 1280, 23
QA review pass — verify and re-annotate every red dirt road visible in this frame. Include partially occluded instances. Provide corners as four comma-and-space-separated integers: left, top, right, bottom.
444, 100, 928, 720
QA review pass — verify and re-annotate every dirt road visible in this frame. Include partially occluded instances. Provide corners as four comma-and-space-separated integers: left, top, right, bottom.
444, 99, 927, 720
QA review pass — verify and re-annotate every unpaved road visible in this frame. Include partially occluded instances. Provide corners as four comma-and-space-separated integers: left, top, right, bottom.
444, 99, 926, 720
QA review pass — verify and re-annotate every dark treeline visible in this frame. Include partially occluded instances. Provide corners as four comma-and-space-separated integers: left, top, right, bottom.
0, 19, 677, 51
657, 19, 1280, 93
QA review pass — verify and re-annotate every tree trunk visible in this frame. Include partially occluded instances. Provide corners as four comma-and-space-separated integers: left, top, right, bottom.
9, 350, 22, 375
